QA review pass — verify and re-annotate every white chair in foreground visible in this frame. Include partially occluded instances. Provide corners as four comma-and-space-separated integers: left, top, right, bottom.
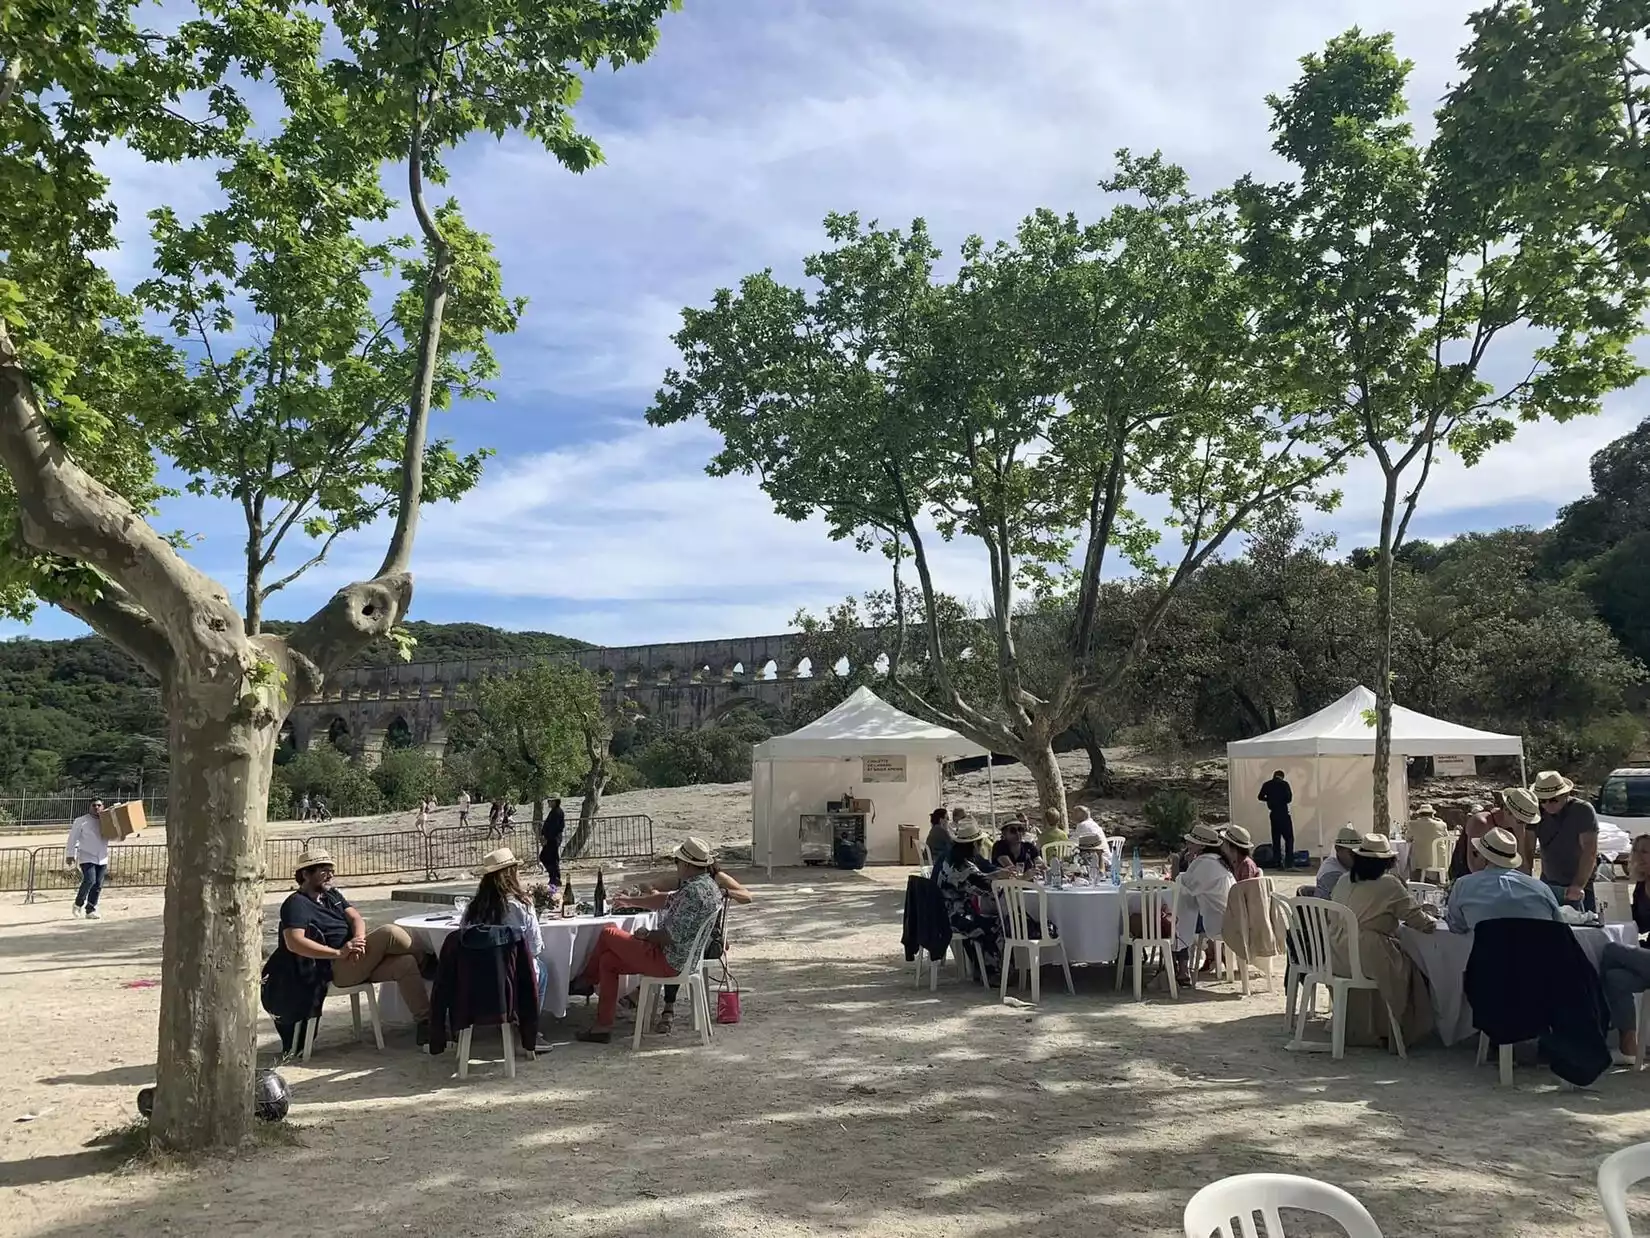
1598, 1140, 1650, 1238
302, 981, 386, 1062
632, 910, 720, 1049
1286, 896, 1406, 1060
1117, 879, 1179, 1001
913, 938, 971, 991
1184, 1172, 1384, 1237
994, 880, 1074, 1003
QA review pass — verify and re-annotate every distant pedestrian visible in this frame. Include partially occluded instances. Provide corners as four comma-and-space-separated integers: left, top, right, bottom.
1258, 770, 1295, 870
414, 795, 433, 831
299, 791, 311, 822
540, 798, 566, 886
65, 800, 109, 920
458, 789, 471, 828
488, 799, 502, 829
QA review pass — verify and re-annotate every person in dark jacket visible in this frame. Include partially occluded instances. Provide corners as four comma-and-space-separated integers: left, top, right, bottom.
540, 798, 567, 885
1257, 771, 1295, 869
1465, 916, 1610, 1087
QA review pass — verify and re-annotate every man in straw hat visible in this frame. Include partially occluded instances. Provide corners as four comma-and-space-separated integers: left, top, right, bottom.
1314, 824, 1363, 901
1445, 826, 1563, 934
1403, 803, 1449, 882
1531, 769, 1600, 911
1451, 788, 1540, 881
569, 837, 723, 1044
264, 848, 435, 1054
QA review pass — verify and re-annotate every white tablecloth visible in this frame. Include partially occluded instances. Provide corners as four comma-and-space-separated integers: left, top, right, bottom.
382, 910, 655, 1023
1398, 921, 1634, 1045
1033, 886, 1128, 964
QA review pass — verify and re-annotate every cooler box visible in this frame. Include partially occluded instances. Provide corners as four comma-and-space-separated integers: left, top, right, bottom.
99, 801, 147, 841
898, 823, 920, 865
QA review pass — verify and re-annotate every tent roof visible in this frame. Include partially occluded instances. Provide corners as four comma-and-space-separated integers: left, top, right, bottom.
752, 686, 988, 760
1225, 685, 1523, 759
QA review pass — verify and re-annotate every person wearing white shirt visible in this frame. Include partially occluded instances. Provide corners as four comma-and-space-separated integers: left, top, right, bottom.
458, 789, 471, 827
1174, 823, 1235, 972
65, 800, 109, 920
1071, 806, 1105, 844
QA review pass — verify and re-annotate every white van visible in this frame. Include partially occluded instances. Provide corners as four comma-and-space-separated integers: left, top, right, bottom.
1598, 768, 1650, 839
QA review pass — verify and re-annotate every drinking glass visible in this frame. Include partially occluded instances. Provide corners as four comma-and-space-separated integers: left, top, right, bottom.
452, 896, 470, 920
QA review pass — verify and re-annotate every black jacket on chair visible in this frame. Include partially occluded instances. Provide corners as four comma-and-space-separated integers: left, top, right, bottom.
902, 874, 952, 963
428, 924, 539, 1053
1464, 917, 1609, 1087
260, 926, 332, 1025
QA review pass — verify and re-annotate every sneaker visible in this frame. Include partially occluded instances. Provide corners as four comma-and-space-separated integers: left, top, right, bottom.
654, 1007, 675, 1036
1612, 1049, 1637, 1067
85, 908, 102, 920
71, 906, 84, 919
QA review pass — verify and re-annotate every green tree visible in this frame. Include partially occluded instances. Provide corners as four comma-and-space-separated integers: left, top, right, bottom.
0, 0, 675, 1152
466, 663, 596, 826
652, 156, 1350, 822
1238, 18, 1650, 831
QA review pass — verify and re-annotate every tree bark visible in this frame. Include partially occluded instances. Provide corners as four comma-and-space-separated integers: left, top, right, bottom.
1022, 738, 1067, 832
149, 668, 278, 1151
567, 769, 606, 858
1371, 470, 1400, 836
1075, 713, 1113, 795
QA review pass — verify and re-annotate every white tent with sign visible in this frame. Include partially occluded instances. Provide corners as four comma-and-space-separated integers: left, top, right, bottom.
752, 687, 989, 874
1226, 685, 1524, 855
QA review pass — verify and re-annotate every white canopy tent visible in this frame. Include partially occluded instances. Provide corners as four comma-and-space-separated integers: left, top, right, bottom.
1226, 685, 1524, 855
752, 687, 988, 875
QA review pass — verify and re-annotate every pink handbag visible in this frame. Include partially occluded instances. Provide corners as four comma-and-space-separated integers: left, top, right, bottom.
715, 967, 741, 1024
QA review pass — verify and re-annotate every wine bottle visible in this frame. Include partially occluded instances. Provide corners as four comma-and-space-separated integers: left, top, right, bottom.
593, 867, 607, 917
562, 877, 575, 917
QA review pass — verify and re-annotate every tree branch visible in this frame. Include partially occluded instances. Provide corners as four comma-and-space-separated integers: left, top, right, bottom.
49, 579, 175, 680
0, 54, 22, 113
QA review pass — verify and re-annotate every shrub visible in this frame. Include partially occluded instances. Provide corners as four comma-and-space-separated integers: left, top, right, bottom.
274, 748, 384, 817
265, 778, 293, 822
604, 758, 646, 795
371, 748, 440, 811
633, 728, 751, 788
1141, 788, 1197, 850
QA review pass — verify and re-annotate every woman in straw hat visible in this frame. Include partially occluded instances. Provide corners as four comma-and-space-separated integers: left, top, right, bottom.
464, 848, 546, 1006
1330, 834, 1437, 1049
1216, 825, 1263, 882
937, 819, 1019, 983
1450, 788, 1539, 882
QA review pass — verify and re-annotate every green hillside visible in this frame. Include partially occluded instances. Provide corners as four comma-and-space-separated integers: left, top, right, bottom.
0, 621, 589, 790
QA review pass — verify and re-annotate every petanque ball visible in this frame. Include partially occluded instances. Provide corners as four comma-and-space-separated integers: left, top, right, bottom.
254, 1068, 290, 1122
136, 1086, 155, 1119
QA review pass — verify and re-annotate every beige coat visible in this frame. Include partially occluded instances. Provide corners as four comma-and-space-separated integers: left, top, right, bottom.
1222, 876, 1285, 962
1330, 872, 1436, 1049
1405, 814, 1451, 878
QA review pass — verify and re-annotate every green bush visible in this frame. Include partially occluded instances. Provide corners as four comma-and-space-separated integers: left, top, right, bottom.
633, 728, 752, 788
266, 778, 293, 821
274, 748, 384, 817
1527, 714, 1648, 787
604, 758, 646, 795
371, 748, 440, 811
1141, 788, 1197, 850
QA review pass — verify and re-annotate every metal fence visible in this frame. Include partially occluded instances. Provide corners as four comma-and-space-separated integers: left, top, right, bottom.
1, 813, 656, 901
0, 791, 168, 831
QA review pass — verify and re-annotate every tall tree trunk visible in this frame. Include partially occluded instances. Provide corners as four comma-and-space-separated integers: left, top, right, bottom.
567, 769, 607, 858
1371, 471, 1400, 836
150, 674, 278, 1151
532, 797, 544, 829
1023, 739, 1067, 832
1076, 715, 1113, 795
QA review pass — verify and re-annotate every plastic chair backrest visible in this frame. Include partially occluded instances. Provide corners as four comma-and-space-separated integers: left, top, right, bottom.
1124, 879, 1176, 943
671, 897, 722, 978
1108, 838, 1125, 875
1183, 1172, 1384, 1237
1423, 835, 1453, 872
1289, 896, 1369, 982
1042, 840, 1077, 864
994, 879, 1047, 942
1598, 1140, 1650, 1238
1270, 889, 1305, 962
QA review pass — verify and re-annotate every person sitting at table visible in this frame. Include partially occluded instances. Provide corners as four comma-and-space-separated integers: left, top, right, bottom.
1330, 834, 1438, 1050
617, 862, 751, 1035
464, 848, 548, 1025
1403, 803, 1451, 881
1072, 806, 1105, 846
1174, 824, 1235, 982
1450, 789, 1540, 881
1595, 834, 1650, 1063
261, 847, 435, 1055
937, 820, 1019, 983
569, 837, 724, 1044
1445, 827, 1563, 933
1038, 807, 1068, 848
1314, 825, 1362, 900
1217, 825, 1263, 881
924, 807, 953, 874
1076, 830, 1109, 881
992, 819, 1042, 875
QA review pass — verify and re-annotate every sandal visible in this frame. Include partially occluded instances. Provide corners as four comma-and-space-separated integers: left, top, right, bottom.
654, 1006, 675, 1035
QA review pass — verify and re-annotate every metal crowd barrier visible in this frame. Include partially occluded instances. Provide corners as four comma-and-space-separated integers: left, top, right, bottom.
5, 813, 656, 901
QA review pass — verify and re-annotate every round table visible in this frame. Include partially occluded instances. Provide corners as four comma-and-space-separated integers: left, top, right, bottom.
382, 909, 655, 1022
1398, 921, 1634, 1045
1027, 885, 1131, 965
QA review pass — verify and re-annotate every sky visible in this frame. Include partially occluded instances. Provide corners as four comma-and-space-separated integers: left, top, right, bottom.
8, 0, 1645, 650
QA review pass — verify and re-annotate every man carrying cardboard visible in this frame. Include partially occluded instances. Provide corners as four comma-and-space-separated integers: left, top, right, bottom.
64, 799, 108, 919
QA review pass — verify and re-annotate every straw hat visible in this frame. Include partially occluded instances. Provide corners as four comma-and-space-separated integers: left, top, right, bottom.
1077, 832, 1106, 851
1183, 823, 1223, 849
1354, 833, 1398, 860
951, 820, 987, 845
1413, 803, 1438, 818
1218, 824, 1256, 852
474, 847, 520, 877
671, 836, 715, 867
1334, 824, 1362, 848
295, 847, 333, 871
1500, 787, 1540, 825
1531, 770, 1576, 801
1472, 827, 1522, 869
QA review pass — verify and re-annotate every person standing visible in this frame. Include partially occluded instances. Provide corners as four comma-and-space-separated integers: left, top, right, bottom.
1449, 788, 1540, 881
457, 788, 471, 828
298, 791, 311, 822
65, 799, 109, 920
540, 798, 567, 886
1531, 769, 1601, 911
1257, 770, 1295, 870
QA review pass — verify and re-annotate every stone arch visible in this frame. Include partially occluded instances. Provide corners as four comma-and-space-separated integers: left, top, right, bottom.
309, 714, 352, 753
759, 659, 778, 681
731, 661, 747, 678
832, 656, 850, 677
873, 652, 891, 676
276, 718, 299, 765
795, 656, 813, 679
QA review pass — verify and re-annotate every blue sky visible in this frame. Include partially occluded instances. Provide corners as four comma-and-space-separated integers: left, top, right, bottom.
8, 0, 1646, 648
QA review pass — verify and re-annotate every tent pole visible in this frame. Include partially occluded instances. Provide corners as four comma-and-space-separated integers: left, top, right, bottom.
1519, 751, 1527, 787
987, 757, 997, 828
1313, 755, 1322, 858
764, 759, 775, 880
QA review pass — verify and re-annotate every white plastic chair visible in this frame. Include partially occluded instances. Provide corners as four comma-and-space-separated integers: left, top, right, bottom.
1223, 876, 1278, 997
1418, 836, 1452, 886
302, 981, 386, 1062
456, 1021, 521, 1079
1041, 840, 1077, 865
919, 843, 934, 871
1184, 1172, 1384, 1237
1272, 890, 1311, 1031
1475, 1031, 1516, 1086
1286, 896, 1406, 1060
993, 881, 1074, 1003
913, 938, 970, 991
1117, 879, 1179, 1001
1599, 1141, 1650, 1238
632, 907, 720, 1049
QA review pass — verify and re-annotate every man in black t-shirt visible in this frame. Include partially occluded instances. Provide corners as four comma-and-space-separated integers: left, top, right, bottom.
990, 821, 1041, 875
268, 848, 433, 1053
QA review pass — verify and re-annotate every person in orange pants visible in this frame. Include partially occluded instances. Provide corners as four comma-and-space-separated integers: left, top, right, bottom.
570, 837, 723, 1043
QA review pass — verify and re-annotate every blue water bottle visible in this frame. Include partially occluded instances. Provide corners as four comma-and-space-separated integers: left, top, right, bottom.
1131, 846, 1142, 882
